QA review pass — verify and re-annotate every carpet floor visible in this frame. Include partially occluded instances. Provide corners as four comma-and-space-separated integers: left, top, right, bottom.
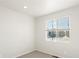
18, 51, 57, 58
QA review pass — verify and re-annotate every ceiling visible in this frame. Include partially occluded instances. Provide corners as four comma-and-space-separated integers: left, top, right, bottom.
0, 0, 79, 17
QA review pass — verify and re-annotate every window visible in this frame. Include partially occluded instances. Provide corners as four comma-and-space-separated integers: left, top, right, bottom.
47, 16, 70, 40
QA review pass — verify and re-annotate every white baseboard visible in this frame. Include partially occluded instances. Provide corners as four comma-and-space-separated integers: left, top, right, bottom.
16, 50, 35, 58
36, 49, 61, 58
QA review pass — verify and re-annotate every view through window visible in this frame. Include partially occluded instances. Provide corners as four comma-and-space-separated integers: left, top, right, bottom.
47, 16, 70, 40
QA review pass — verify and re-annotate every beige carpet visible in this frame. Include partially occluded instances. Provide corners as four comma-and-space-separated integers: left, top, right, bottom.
18, 51, 59, 58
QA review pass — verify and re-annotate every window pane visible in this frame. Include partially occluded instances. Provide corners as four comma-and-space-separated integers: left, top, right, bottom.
48, 20, 53, 29
48, 20, 57, 30
48, 31, 56, 38
57, 30, 65, 38
66, 30, 70, 37
57, 17, 69, 29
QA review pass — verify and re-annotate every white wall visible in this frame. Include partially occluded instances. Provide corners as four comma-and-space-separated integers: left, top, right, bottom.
0, 6, 35, 58
36, 5, 79, 58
